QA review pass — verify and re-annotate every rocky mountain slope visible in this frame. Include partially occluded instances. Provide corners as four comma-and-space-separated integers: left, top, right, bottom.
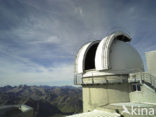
0, 85, 82, 117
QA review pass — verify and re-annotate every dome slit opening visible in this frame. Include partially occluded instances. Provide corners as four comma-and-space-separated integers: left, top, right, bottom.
116, 35, 130, 42
84, 43, 99, 70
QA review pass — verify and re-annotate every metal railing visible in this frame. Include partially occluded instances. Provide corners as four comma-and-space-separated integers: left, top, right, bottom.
74, 72, 128, 85
141, 72, 156, 90
74, 74, 83, 85
74, 73, 95, 85
129, 72, 156, 91
75, 72, 156, 90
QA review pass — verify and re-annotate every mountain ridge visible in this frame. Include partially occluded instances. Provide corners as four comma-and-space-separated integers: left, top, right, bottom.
0, 85, 82, 117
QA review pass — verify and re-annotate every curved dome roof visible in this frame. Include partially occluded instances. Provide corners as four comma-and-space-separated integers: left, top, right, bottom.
75, 32, 144, 75
75, 40, 100, 73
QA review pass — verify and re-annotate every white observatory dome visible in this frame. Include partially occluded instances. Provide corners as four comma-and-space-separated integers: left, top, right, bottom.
75, 32, 144, 76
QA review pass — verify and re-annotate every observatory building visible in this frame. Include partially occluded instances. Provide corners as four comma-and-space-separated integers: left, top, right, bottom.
69, 32, 156, 117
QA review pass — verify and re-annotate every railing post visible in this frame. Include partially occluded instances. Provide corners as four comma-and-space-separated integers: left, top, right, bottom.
139, 72, 142, 84
150, 74, 152, 86
74, 74, 77, 85
82, 74, 83, 85
76, 75, 77, 85
92, 72, 94, 84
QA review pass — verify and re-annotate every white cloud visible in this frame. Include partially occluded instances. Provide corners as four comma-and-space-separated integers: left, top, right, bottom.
0, 56, 74, 86
31, 36, 61, 44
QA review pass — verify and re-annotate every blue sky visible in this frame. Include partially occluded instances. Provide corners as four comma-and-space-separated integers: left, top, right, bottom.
0, 0, 156, 86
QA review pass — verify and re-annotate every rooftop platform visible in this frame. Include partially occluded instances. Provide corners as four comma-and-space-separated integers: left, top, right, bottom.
0, 105, 33, 117
68, 102, 156, 117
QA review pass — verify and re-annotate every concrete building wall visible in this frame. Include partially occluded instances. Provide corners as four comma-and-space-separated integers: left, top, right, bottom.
146, 51, 156, 77
107, 83, 130, 103
82, 85, 108, 112
82, 83, 130, 112
129, 84, 156, 103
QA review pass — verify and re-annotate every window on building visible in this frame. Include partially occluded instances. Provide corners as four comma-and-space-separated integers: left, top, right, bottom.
132, 84, 141, 91
137, 84, 141, 91
132, 84, 137, 91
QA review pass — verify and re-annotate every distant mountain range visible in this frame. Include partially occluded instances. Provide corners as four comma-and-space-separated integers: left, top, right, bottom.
0, 85, 82, 117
